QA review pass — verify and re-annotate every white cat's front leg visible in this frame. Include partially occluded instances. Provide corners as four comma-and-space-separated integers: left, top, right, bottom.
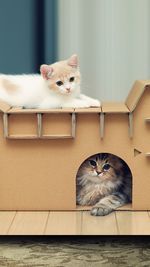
38, 98, 61, 109
62, 98, 90, 108
80, 94, 101, 107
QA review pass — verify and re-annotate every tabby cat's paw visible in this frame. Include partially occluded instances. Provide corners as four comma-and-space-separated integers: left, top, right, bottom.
91, 205, 113, 216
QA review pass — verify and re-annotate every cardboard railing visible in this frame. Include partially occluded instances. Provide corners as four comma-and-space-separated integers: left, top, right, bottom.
0, 80, 149, 211
3, 109, 76, 139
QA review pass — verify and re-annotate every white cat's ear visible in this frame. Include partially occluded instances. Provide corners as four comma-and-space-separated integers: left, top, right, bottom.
67, 54, 78, 68
40, 64, 53, 80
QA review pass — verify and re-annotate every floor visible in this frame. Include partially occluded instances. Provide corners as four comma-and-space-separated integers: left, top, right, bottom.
0, 236, 150, 266
0, 210, 150, 235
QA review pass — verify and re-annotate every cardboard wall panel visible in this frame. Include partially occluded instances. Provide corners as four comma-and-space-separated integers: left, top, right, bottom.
42, 113, 72, 136
8, 114, 37, 136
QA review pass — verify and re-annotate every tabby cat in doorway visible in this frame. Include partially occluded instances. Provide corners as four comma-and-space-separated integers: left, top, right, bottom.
76, 153, 132, 216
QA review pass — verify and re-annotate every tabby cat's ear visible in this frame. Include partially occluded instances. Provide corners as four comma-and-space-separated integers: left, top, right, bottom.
67, 54, 78, 68
40, 64, 53, 80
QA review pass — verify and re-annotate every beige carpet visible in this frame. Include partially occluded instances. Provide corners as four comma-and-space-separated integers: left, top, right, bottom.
0, 237, 149, 267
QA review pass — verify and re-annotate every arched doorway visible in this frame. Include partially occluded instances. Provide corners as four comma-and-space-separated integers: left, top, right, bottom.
76, 153, 132, 215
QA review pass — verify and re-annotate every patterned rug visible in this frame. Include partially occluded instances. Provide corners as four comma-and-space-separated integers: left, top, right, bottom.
0, 237, 149, 267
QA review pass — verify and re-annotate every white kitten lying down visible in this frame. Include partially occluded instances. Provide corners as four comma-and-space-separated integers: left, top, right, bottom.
0, 55, 100, 109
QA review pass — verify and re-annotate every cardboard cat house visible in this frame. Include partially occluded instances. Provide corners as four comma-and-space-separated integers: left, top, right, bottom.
0, 79, 150, 211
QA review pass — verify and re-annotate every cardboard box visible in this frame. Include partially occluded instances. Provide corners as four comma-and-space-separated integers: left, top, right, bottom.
0, 80, 149, 211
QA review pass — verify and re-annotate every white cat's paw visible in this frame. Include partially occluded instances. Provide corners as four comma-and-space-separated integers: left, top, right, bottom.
74, 102, 90, 108
91, 205, 113, 216
88, 99, 101, 107
39, 102, 61, 109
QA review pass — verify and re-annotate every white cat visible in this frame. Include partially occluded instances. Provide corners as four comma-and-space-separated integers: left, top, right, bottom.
0, 55, 100, 109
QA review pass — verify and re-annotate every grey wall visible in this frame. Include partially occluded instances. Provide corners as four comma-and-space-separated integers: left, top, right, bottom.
0, 0, 57, 74
57, 0, 150, 101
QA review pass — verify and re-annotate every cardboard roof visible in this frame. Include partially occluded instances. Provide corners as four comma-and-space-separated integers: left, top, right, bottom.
125, 80, 150, 112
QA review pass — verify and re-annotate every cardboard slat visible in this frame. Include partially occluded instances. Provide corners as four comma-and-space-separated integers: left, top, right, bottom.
5, 134, 75, 140
37, 113, 42, 137
116, 211, 150, 235
7, 108, 75, 114
0, 212, 16, 235
100, 112, 104, 138
44, 211, 82, 235
74, 107, 101, 113
41, 135, 74, 139
6, 135, 38, 139
71, 113, 76, 138
129, 112, 133, 138
8, 107, 102, 114
8, 211, 49, 235
81, 211, 118, 235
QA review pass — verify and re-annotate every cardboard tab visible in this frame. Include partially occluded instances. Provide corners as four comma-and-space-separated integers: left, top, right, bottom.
134, 148, 142, 157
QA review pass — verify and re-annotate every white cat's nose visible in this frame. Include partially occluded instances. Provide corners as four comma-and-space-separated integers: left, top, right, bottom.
66, 88, 71, 92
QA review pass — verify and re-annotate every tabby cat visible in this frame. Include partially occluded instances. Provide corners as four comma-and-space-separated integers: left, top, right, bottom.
76, 153, 132, 216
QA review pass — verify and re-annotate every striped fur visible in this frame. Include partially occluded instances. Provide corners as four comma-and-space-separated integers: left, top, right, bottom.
76, 153, 132, 216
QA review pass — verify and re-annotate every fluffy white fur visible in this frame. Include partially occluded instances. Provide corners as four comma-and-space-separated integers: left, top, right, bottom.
0, 55, 101, 109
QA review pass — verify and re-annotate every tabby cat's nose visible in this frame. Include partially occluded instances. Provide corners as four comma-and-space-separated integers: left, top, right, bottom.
97, 171, 102, 175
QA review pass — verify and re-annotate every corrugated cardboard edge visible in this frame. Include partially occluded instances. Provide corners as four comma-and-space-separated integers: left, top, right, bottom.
125, 80, 150, 112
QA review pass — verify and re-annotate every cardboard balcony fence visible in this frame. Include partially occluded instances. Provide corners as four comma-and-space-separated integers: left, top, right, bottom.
0, 80, 150, 211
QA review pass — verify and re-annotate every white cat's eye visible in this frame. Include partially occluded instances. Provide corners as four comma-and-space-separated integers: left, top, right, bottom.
89, 160, 97, 167
69, 77, 75, 82
56, 81, 63, 86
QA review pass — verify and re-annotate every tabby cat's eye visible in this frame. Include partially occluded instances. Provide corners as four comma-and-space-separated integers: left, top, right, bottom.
56, 81, 63, 86
103, 163, 111, 171
69, 77, 75, 82
89, 160, 97, 167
